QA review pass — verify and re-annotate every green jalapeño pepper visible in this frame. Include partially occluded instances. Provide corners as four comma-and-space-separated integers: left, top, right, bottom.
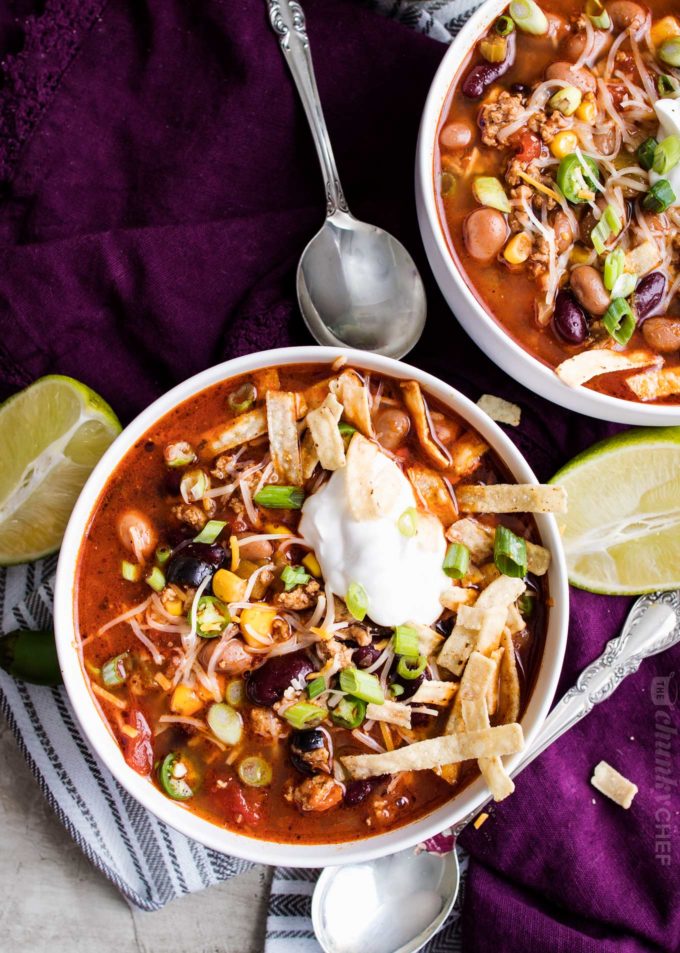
195, 595, 230, 638
0, 629, 62, 686
556, 154, 600, 204
159, 752, 194, 800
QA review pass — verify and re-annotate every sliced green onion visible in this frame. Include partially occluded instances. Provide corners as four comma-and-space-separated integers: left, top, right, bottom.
155, 545, 172, 565
603, 249, 624, 291
636, 137, 658, 172
603, 204, 622, 236
283, 702, 327, 729
228, 382, 257, 414
494, 525, 528, 578
346, 581, 368, 622
331, 696, 367, 730
338, 421, 357, 436
472, 176, 512, 213
653, 135, 680, 175
238, 755, 273, 787
307, 675, 326, 700
517, 592, 535, 617
193, 519, 227, 544
642, 179, 676, 213
659, 37, 680, 68
509, 0, 548, 35
548, 86, 582, 117
253, 485, 305, 509
495, 14, 515, 35
121, 559, 142, 582
164, 442, 196, 468
657, 74, 678, 96
603, 298, 635, 346
396, 655, 427, 680
196, 595, 230, 638
207, 703, 243, 745
610, 272, 637, 300
397, 507, 418, 537
393, 624, 419, 658
443, 542, 470, 579
589, 8, 610, 28
339, 667, 384, 705
390, 683, 405, 698
102, 653, 128, 687
159, 753, 193, 800
280, 565, 311, 592
556, 154, 599, 204
591, 219, 610, 255
180, 468, 208, 503
441, 172, 457, 197
145, 566, 166, 592
225, 679, 244, 707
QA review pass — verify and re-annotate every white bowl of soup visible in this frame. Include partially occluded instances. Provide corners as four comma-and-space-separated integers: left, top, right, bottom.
54, 346, 568, 867
416, 0, 680, 424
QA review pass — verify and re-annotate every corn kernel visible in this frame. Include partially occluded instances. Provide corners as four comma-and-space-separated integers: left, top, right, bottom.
550, 130, 579, 159
302, 552, 322, 577
576, 96, 597, 124
264, 522, 292, 535
229, 534, 240, 572
212, 569, 247, 603
569, 244, 592, 265
503, 232, 532, 265
651, 16, 680, 48
170, 683, 204, 717
240, 604, 277, 647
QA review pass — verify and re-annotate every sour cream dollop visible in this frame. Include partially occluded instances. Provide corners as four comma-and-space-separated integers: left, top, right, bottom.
649, 99, 680, 208
299, 450, 450, 627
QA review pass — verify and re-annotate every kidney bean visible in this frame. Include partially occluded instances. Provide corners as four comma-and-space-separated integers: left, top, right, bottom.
642, 317, 680, 353
245, 651, 314, 707
633, 272, 666, 322
552, 291, 588, 345
463, 208, 507, 262
462, 33, 515, 99
343, 776, 388, 807
570, 265, 610, 316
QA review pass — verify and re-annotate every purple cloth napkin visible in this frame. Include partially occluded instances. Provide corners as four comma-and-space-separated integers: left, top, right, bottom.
0, 1, 678, 950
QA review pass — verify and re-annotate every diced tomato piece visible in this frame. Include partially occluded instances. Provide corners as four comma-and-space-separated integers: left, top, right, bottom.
121, 708, 154, 777
215, 777, 264, 827
515, 131, 541, 164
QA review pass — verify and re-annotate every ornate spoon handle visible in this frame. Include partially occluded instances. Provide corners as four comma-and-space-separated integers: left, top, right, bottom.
266, 0, 348, 215
452, 592, 679, 836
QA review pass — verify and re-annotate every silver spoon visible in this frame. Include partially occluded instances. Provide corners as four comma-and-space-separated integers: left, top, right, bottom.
312, 591, 680, 953
266, 0, 427, 358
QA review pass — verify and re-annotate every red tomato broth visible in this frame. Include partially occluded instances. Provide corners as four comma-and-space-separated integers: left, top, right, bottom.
76, 363, 548, 844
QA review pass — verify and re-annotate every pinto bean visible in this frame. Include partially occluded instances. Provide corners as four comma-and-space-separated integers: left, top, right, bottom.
463, 208, 507, 261
553, 211, 574, 254
641, 317, 680, 353
569, 265, 610, 316
238, 536, 274, 561
545, 61, 597, 94
560, 28, 613, 62
117, 509, 157, 560
439, 122, 472, 151
374, 407, 410, 450
607, 1, 646, 31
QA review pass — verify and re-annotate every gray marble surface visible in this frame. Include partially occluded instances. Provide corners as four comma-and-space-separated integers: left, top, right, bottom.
0, 714, 271, 953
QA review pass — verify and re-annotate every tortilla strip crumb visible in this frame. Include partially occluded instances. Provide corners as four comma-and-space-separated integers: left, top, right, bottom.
405, 622, 445, 658
497, 631, 521, 725
591, 761, 638, 809
409, 680, 458, 706
341, 723, 524, 779
203, 395, 306, 455
477, 394, 521, 427
266, 391, 303, 485
626, 366, 680, 401
407, 464, 457, 526
366, 700, 412, 729
473, 812, 489, 829
345, 433, 403, 521
461, 695, 515, 802
440, 587, 477, 610
304, 393, 344, 472
329, 369, 374, 437
457, 483, 567, 514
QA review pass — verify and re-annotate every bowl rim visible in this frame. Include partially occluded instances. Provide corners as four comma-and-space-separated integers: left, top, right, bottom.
54, 345, 569, 868
415, 0, 680, 427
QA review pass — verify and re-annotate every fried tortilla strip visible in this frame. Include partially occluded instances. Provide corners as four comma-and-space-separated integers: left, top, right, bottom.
400, 380, 451, 469
476, 574, 526, 610
627, 366, 680, 401
486, 647, 504, 717
252, 367, 280, 392
625, 240, 660, 277
304, 393, 345, 473
505, 603, 526, 637
345, 433, 402, 520
457, 483, 567, 514
438, 605, 507, 675
342, 723, 524, 779
329, 369, 374, 437
461, 691, 515, 802
591, 761, 638, 809
527, 541, 551, 575
409, 680, 458, 706
404, 622, 444, 658
440, 586, 477, 610
556, 349, 660, 388
266, 391, 303, 485
447, 517, 494, 561
203, 394, 306, 455
477, 394, 521, 427
407, 465, 457, 526
437, 651, 495, 784
448, 432, 489, 479
497, 631, 521, 725
366, 700, 412, 729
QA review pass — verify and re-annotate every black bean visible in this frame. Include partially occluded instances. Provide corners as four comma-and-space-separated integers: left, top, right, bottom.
165, 556, 215, 588
290, 728, 332, 777
552, 291, 588, 344
245, 651, 314, 707
343, 775, 388, 807
633, 271, 666, 322
353, 644, 381, 669
389, 663, 431, 701
463, 33, 515, 99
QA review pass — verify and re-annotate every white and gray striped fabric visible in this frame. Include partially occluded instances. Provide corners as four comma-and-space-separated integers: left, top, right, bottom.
0, 0, 482, 935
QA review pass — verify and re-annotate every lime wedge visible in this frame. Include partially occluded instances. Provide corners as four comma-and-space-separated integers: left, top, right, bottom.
550, 427, 680, 595
0, 376, 121, 564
